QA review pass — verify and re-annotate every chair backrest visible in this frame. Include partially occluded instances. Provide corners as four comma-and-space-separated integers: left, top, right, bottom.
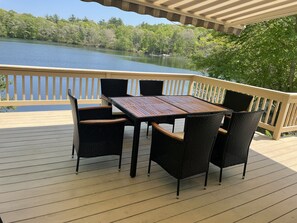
101, 78, 128, 97
68, 89, 80, 148
182, 112, 224, 178
223, 90, 253, 111
224, 110, 263, 166
68, 89, 79, 125
139, 80, 163, 96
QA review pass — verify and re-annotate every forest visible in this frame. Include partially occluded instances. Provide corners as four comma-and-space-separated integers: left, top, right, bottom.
0, 9, 202, 57
0, 9, 296, 93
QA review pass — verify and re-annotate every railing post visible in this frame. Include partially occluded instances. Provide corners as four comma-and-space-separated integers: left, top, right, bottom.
188, 76, 195, 95
273, 95, 291, 140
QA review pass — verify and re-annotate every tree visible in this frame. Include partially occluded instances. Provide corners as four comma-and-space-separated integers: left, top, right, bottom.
191, 16, 297, 92
107, 17, 123, 27
46, 14, 60, 23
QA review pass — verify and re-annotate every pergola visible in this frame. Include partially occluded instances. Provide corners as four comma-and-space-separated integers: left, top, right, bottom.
82, 0, 297, 35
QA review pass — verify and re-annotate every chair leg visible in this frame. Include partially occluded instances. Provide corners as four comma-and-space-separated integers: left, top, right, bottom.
219, 167, 223, 185
146, 122, 150, 137
204, 169, 209, 189
118, 154, 122, 172
76, 157, 80, 174
176, 179, 180, 199
147, 159, 152, 176
72, 144, 75, 158
242, 162, 247, 179
172, 122, 175, 133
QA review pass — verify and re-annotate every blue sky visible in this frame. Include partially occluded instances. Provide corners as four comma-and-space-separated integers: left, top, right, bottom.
0, 0, 172, 26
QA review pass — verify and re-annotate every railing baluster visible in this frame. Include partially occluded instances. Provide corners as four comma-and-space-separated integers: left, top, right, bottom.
271, 101, 280, 126
261, 98, 267, 111
284, 104, 293, 127
169, 80, 173, 95
264, 99, 273, 124
208, 85, 213, 102
164, 80, 168, 94
30, 76, 33, 100
85, 77, 89, 99
288, 104, 297, 126
91, 78, 94, 99
293, 105, 297, 125
73, 77, 76, 97
204, 84, 209, 101
45, 76, 49, 100
6, 75, 9, 100
38, 76, 41, 100
66, 77, 70, 98
181, 80, 184, 95
171, 80, 176, 95
216, 87, 222, 103
199, 83, 204, 98
254, 96, 261, 111
53, 76, 56, 100
22, 75, 26, 100
79, 78, 82, 99
196, 82, 201, 97
97, 78, 100, 99
60, 77, 63, 100
135, 79, 139, 96
14, 75, 17, 100
174, 80, 179, 95
129, 79, 134, 95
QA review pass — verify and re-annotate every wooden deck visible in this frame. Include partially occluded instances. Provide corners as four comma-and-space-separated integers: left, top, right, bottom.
0, 110, 296, 223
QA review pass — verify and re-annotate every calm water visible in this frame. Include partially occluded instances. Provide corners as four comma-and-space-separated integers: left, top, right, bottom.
0, 38, 200, 111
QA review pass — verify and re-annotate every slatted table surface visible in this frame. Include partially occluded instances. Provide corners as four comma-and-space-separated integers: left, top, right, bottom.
157, 95, 228, 113
111, 96, 187, 118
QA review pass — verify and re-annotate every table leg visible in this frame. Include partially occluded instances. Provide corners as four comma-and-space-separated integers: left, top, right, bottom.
130, 121, 141, 177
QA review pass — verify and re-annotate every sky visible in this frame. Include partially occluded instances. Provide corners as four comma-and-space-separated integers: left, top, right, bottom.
0, 0, 172, 26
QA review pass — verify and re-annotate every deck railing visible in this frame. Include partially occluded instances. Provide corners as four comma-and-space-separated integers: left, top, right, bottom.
1, 64, 296, 140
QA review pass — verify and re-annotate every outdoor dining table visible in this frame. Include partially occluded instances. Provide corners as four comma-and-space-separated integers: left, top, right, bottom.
110, 95, 228, 177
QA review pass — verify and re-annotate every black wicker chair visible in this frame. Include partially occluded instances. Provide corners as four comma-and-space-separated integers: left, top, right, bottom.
210, 110, 263, 184
140, 80, 164, 96
221, 90, 253, 111
100, 78, 134, 125
218, 90, 253, 129
101, 78, 131, 105
68, 89, 126, 174
148, 112, 224, 198
139, 80, 175, 136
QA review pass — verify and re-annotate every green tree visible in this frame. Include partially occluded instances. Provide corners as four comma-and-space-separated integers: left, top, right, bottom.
46, 14, 60, 23
107, 17, 123, 27
191, 16, 297, 92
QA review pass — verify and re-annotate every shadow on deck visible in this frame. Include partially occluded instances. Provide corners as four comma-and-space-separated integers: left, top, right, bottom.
0, 111, 296, 223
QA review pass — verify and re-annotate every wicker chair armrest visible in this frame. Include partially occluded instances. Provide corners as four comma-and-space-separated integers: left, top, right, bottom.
101, 94, 111, 103
218, 127, 228, 135
78, 106, 112, 120
78, 106, 111, 111
152, 122, 184, 142
80, 118, 127, 125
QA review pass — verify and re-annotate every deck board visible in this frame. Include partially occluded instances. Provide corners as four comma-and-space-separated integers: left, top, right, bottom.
0, 110, 296, 223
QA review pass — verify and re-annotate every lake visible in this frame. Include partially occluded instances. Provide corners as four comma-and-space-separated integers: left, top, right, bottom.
0, 38, 200, 111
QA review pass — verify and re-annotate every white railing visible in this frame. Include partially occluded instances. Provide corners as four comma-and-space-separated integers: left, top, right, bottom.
0, 64, 296, 140
190, 75, 297, 140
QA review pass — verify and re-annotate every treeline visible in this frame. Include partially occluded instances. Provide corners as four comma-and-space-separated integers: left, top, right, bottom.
0, 9, 207, 56
1, 9, 296, 92
192, 16, 297, 92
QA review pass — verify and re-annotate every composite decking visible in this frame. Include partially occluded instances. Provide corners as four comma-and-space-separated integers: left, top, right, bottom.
0, 110, 296, 223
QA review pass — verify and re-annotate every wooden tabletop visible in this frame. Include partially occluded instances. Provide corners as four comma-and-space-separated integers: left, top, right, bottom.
111, 96, 187, 119
157, 95, 228, 113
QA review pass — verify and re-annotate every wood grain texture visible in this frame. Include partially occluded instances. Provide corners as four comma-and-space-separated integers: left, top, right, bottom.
0, 111, 296, 223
